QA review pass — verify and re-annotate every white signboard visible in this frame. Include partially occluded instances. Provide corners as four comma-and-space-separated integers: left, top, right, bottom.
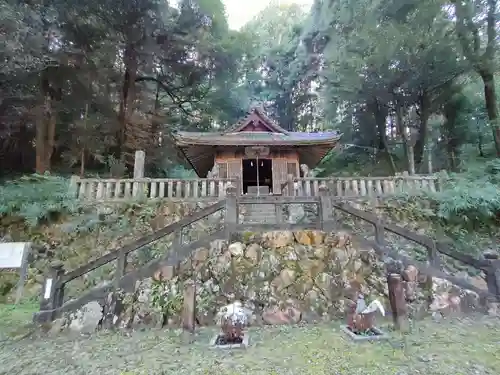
245, 146, 270, 158
43, 278, 53, 299
0, 242, 29, 268
0, 242, 31, 304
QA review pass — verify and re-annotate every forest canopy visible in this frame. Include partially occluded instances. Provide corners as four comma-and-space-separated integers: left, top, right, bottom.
0, 0, 499, 178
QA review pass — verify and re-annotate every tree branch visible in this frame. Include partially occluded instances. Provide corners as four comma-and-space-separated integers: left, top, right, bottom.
135, 76, 192, 116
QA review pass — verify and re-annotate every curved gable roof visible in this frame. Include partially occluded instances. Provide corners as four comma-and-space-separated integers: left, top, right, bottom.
172, 107, 342, 176
225, 107, 290, 134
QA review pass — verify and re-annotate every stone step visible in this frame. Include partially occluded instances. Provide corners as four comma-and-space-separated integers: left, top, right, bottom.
246, 216, 276, 221
244, 213, 277, 223
243, 202, 279, 224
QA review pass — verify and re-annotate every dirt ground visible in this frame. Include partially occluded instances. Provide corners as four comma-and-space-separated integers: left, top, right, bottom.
0, 303, 499, 375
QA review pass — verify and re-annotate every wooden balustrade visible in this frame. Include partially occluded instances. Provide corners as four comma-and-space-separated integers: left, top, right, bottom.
71, 174, 442, 201
294, 175, 440, 197
71, 177, 238, 201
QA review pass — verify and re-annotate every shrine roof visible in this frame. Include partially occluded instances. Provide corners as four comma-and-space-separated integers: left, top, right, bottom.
171, 107, 342, 176
173, 129, 341, 146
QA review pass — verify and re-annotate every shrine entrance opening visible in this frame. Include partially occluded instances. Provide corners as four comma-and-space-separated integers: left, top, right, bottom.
242, 158, 272, 195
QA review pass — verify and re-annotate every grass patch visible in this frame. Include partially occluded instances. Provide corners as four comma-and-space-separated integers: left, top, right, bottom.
0, 302, 38, 340
0, 315, 498, 374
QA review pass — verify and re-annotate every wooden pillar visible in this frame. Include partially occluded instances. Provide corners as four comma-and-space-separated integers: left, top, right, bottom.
287, 174, 294, 196
69, 175, 80, 198
224, 183, 238, 239
319, 183, 332, 231
115, 252, 128, 288
387, 273, 408, 331
275, 202, 283, 223
133, 150, 145, 178
39, 261, 65, 322
133, 150, 145, 197
484, 252, 500, 301
374, 221, 385, 245
182, 279, 196, 333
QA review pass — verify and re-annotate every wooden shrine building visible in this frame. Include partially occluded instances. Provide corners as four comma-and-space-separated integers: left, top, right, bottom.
173, 108, 341, 194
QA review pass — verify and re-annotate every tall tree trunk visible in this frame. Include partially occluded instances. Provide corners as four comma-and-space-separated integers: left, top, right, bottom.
80, 150, 85, 177
453, 0, 499, 155
414, 90, 430, 166
394, 102, 415, 174
35, 88, 55, 174
117, 44, 138, 159
80, 103, 89, 177
35, 101, 47, 174
479, 71, 500, 155
407, 143, 416, 175
46, 98, 56, 165
443, 100, 460, 171
373, 99, 396, 174
476, 118, 485, 157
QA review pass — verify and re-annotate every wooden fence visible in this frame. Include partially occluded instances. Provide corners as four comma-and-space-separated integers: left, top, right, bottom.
35, 182, 500, 326
291, 175, 440, 197
70, 177, 238, 201
70, 173, 441, 201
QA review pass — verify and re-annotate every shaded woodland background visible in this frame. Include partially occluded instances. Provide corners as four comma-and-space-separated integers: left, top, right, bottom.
1, 0, 498, 179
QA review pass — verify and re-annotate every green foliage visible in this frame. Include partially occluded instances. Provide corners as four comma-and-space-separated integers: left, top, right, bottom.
166, 165, 197, 179
150, 279, 183, 318
484, 159, 500, 182
391, 161, 500, 233
0, 272, 16, 301
431, 178, 500, 228
0, 302, 38, 338
0, 174, 80, 227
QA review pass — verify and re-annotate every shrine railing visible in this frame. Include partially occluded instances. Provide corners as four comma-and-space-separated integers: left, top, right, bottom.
70, 174, 442, 201
70, 177, 239, 201
291, 175, 442, 197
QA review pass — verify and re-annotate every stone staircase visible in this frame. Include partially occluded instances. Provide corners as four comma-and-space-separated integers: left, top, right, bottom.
245, 203, 277, 223
243, 186, 277, 223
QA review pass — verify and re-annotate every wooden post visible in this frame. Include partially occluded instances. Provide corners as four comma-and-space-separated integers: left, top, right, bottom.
12, 242, 31, 305
225, 183, 238, 239
173, 229, 183, 248
182, 279, 196, 333
437, 170, 448, 192
319, 183, 332, 231
483, 252, 500, 301
427, 240, 440, 268
115, 252, 128, 287
133, 150, 145, 197
287, 174, 294, 196
39, 261, 65, 322
69, 175, 79, 198
275, 202, 283, 223
374, 221, 385, 245
133, 150, 146, 178
233, 177, 241, 197
402, 265, 418, 302
387, 273, 408, 331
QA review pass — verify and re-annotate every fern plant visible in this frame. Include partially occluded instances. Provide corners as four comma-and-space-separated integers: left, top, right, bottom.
389, 160, 500, 235
0, 174, 81, 227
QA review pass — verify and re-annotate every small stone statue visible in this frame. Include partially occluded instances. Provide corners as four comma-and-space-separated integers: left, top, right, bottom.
346, 294, 385, 333
215, 301, 252, 326
214, 301, 253, 345
207, 164, 219, 178
402, 265, 418, 302
300, 164, 313, 177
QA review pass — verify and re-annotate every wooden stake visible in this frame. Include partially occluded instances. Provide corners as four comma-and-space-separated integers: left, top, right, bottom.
387, 273, 408, 331
182, 279, 196, 333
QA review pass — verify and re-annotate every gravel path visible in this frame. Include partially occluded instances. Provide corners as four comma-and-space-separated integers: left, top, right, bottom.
0, 315, 499, 375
